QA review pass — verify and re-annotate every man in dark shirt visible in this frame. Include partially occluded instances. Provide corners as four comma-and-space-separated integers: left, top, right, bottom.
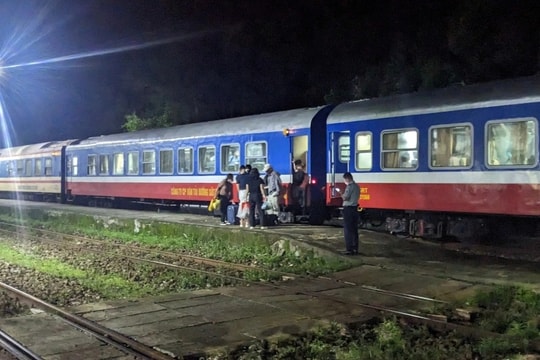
291, 160, 306, 214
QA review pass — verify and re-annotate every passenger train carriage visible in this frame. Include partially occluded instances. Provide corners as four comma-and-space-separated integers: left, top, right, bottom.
0, 141, 73, 202
326, 75, 540, 237
64, 106, 331, 222
1, 75, 539, 238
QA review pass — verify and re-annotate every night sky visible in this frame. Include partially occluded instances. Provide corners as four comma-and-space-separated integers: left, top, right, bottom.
0, 0, 539, 148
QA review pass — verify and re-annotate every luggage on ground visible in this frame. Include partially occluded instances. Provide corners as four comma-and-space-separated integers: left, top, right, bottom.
227, 204, 240, 225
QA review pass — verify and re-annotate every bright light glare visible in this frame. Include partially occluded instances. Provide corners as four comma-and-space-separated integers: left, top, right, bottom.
0, 0, 216, 152
0, 33, 210, 71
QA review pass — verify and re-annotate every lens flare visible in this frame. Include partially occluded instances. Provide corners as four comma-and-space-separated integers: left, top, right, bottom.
0, 32, 211, 71
0, 65, 4, 83
0, 0, 217, 151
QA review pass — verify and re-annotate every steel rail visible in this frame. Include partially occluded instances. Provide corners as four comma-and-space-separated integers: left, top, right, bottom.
1, 221, 535, 353
0, 329, 42, 360
0, 282, 174, 360
0, 222, 449, 305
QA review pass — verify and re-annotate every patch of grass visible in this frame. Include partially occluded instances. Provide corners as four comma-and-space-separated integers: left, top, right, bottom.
230, 319, 483, 360
468, 285, 540, 356
430, 285, 540, 358
0, 210, 350, 276
0, 243, 151, 299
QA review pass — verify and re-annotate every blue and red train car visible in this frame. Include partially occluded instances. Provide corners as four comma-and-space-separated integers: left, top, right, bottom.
1, 75, 539, 238
63, 106, 329, 222
326, 76, 540, 237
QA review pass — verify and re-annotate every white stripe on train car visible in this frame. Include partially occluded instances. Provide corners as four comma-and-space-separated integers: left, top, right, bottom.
329, 171, 540, 185
67, 174, 294, 184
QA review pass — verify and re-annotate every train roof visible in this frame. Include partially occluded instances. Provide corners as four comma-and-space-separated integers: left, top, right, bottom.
70, 106, 324, 148
0, 140, 77, 158
328, 74, 540, 124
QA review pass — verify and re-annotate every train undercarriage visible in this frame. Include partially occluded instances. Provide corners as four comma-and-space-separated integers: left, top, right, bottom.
359, 208, 539, 242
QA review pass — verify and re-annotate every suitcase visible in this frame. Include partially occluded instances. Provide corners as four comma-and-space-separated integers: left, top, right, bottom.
227, 204, 240, 225
263, 213, 278, 226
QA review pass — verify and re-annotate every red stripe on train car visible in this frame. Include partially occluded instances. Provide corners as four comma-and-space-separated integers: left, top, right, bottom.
328, 183, 540, 216
69, 182, 219, 202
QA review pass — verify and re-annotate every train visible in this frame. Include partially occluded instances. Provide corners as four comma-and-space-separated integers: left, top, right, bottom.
1, 75, 540, 240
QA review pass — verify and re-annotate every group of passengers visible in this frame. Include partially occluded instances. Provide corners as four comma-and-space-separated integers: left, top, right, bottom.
215, 161, 360, 256
215, 161, 306, 229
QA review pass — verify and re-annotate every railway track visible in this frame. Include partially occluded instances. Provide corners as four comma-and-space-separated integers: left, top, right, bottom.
0, 281, 174, 359
0, 221, 450, 304
0, 328, 40, 360
0, 220, 538, 356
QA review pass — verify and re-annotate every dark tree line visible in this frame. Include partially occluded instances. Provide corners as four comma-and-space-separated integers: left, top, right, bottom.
91, 0, 540, 131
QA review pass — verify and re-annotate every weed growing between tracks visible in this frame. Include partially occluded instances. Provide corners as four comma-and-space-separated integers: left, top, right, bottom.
463, 286, 540, 357
0, 209, 348, 276
0, 207, 348, 304
428, 285, 540, 358
0, 243, 149, 299
226, 319, 480, 360
226, 285, 540, 360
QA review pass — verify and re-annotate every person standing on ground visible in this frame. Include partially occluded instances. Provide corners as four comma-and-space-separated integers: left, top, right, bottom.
340, 172, 360, 255
215, 173, 234, 225
246, 167, 266, 229
262, 163, 281, 213
236, 165, 250, 228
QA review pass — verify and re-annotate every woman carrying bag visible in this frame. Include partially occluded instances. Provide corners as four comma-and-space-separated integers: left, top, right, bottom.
216, 173, 234, 225
246, 168, 267, 229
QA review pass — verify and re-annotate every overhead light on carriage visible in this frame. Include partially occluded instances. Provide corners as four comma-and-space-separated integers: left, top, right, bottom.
311, 178, 317, 184
282, 128, 290, 136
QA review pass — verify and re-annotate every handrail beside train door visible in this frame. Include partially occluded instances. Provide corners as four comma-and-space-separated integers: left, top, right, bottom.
329, 132, 337, 197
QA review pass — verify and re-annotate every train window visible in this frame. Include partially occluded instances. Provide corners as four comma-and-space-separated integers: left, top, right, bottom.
430, 125, 472, 168
355, 132, 372, 170
16, 160, 23, 176
70, 156, 78, 176
34, 158, 43, 176
159, 149, 173, 175
338, 136, 350, 162
245, 142, 267, 171
178, 147, 193, 174
44, 158, 52, 175
87, 155, 97, 176
127, 151, 139, 175
199, 146, 216, 173
113, 153, 124, 175
6, 162, 13, 176
24, 159, 32, 176
142, 150, 156, 175
486, 119, 537, 167
99, 154, 109, 175
381, 129, 418, 170
221, 144, 240, 173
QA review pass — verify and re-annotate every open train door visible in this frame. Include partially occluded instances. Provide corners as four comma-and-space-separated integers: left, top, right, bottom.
290, 135, 308, 170
329, 130, 350, 202
288, 134, 308, 213
306, 105, 336, 225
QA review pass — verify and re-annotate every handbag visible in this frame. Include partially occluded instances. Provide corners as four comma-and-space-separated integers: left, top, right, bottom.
208, 198, 221, 211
